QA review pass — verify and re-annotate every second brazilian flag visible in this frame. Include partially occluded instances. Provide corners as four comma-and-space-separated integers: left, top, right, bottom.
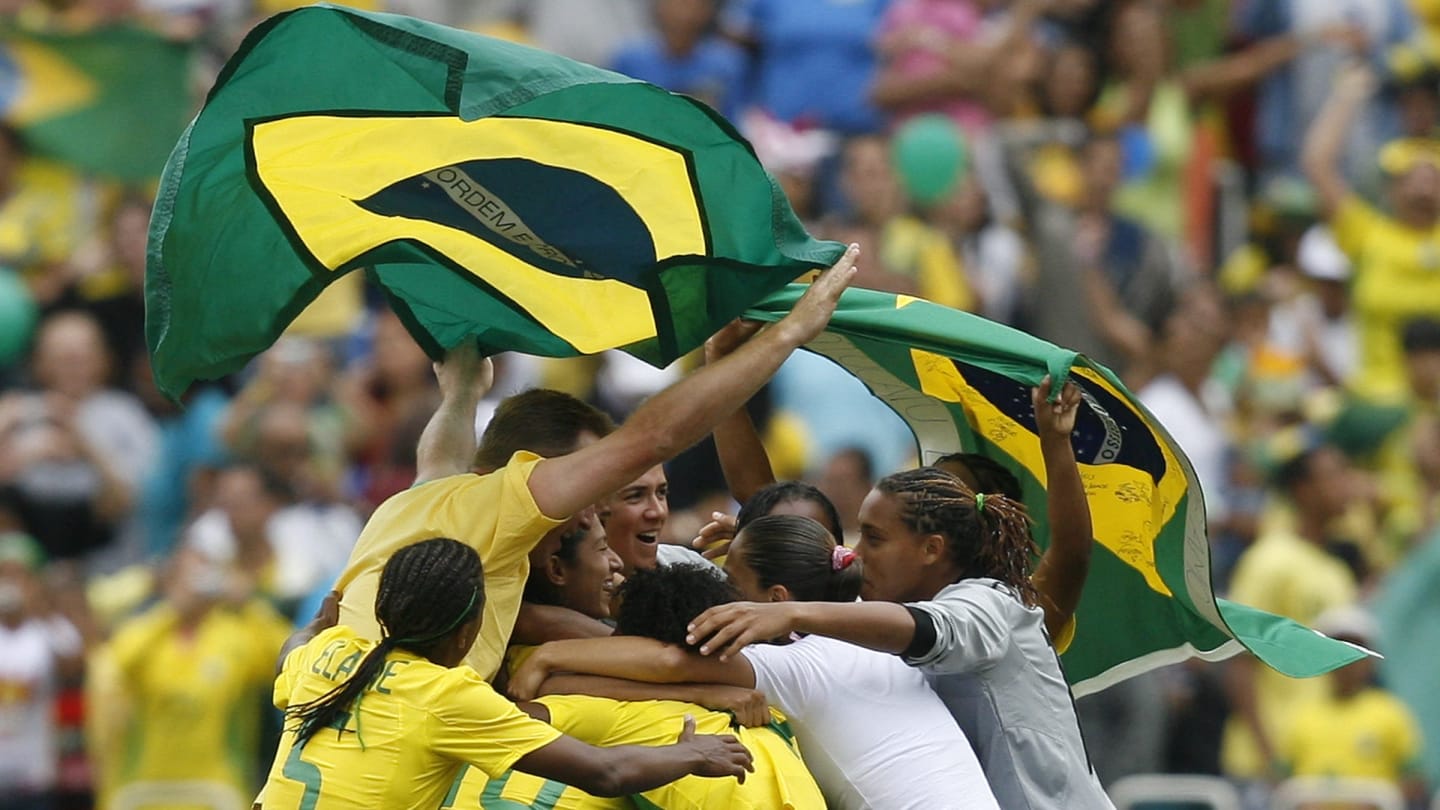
146, 4, 843, 400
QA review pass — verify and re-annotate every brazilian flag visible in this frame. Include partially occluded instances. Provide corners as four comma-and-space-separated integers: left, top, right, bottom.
0, 25, 192, 180
145, 5, 842, 399
747, 287, 1368, 695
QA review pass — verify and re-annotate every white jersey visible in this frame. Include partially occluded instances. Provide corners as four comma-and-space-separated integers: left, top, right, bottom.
0, 617, 81, 792
744, 634, 999, 810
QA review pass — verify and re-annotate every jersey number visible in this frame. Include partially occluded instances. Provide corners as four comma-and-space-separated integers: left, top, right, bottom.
283, 744, 323, 810
441, 766, 567, 810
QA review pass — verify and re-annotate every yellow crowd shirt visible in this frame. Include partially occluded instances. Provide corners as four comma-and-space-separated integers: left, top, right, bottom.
1220, 531, 1358, 778
1281, 688, 1422, 782
262, 626, 562, 810
879, 216, 975, 312
1331, 195, 1440, 402
108, 600, 292, 808
333, 452, 564, 681
537, 695, 825, 810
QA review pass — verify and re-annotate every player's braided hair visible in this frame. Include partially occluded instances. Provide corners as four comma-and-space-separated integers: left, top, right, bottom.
287, 538, 483, 747
877, 468, 1040, 607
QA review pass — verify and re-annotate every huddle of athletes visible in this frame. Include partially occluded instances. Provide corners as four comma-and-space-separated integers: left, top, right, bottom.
256, 246, 1114, 810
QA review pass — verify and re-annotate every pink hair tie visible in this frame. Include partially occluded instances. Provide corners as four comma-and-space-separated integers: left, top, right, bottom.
831, 546, 857, 571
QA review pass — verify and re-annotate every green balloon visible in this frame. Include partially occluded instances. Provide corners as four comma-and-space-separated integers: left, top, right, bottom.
891, 114, 968, 206
0, 269, 37, 366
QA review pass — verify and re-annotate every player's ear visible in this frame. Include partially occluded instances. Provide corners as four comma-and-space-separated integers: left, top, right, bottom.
544, 554, 566, 586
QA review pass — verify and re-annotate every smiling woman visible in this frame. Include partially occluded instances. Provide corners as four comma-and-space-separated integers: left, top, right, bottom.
602, 465, 670, 575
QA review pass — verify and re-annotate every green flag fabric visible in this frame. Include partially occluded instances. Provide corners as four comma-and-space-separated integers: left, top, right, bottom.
0, 25, 192, 180
747, 287, 1367, 696
146, 5, 842, 400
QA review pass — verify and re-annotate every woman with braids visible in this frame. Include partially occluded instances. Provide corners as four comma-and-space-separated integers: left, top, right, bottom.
683, 381, 1115, 810
700, 342, 1095, 655
259, 537, 753, 810
512, 512, 1000, 810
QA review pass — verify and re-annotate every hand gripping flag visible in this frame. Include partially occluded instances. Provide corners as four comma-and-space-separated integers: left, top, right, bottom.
145, 5, 843, 399
747, 287, 1368, 695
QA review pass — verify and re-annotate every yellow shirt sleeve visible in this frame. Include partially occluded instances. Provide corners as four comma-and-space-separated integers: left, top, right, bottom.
534, 695, 624, 744
335, 452, 565, 682
108, 606, 175, 685
426, 669, 563, 779
1052, 615, 1077, 655
1330, 195, 1385, 264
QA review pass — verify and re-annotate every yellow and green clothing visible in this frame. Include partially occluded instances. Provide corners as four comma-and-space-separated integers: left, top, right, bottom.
447, 692, 823, 810
334, 452, 564, 682
1281, 687, 1423, 782
1331, 195, 1440, 402
108, 600, 291, 809
262, 626, 562, 810
1221, 530, 1358, 777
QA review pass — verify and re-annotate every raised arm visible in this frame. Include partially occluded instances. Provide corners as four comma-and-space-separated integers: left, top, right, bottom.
705, 328, 777, 505
1302, 62, 1375, 219
509, 636, 756, 701
414, 342, 494, 485
1179, 24, 1365, 105
1028, 379, 1093, 642
526, 245, 860, 520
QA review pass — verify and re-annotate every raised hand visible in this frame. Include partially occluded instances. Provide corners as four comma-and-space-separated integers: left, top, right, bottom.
774, 244, 860, 347
677, 715, 754, 782
691, 512, 738, 560
686, 602, 798, 661
433, 339, 494, 403
1031, 375, 1082, 441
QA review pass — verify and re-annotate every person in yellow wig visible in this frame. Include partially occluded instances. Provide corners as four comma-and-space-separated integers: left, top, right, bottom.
262, 538, 753, 810
1303, 61, 1440, 403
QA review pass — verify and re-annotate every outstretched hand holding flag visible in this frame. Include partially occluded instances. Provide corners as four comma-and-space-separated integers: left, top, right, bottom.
744, 287, 1368, 695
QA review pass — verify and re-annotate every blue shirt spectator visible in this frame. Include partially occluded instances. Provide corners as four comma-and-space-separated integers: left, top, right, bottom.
137, 386, 229, 558
723, 0, 892, 134
612, 0, 747, 120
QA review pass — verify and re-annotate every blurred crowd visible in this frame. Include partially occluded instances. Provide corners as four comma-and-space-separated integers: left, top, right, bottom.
1, 0, 1440, 808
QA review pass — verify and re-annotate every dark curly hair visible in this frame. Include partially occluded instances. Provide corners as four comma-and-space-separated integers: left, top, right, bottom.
615, 563, 740, 651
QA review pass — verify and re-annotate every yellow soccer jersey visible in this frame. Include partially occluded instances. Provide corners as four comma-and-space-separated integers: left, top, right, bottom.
441, 763, 629, 810
1221, 531, 1358, 778
109, 600, 291, 807
1332, 195, 1440, 402
263, 626, 562, 810
537, 695, 824, 810
1281, 688, 1422, 782
334, 452, 565, 681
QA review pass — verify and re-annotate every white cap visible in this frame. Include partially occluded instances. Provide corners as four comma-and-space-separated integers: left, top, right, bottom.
1313, 604, 1379, 646
1297, 225, 1352, 282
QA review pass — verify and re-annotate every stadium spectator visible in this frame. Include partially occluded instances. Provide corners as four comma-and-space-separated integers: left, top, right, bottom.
612, 0, 746, 120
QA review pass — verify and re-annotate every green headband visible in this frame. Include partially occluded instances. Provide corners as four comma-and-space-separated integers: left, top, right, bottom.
390, 586, 480, 647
